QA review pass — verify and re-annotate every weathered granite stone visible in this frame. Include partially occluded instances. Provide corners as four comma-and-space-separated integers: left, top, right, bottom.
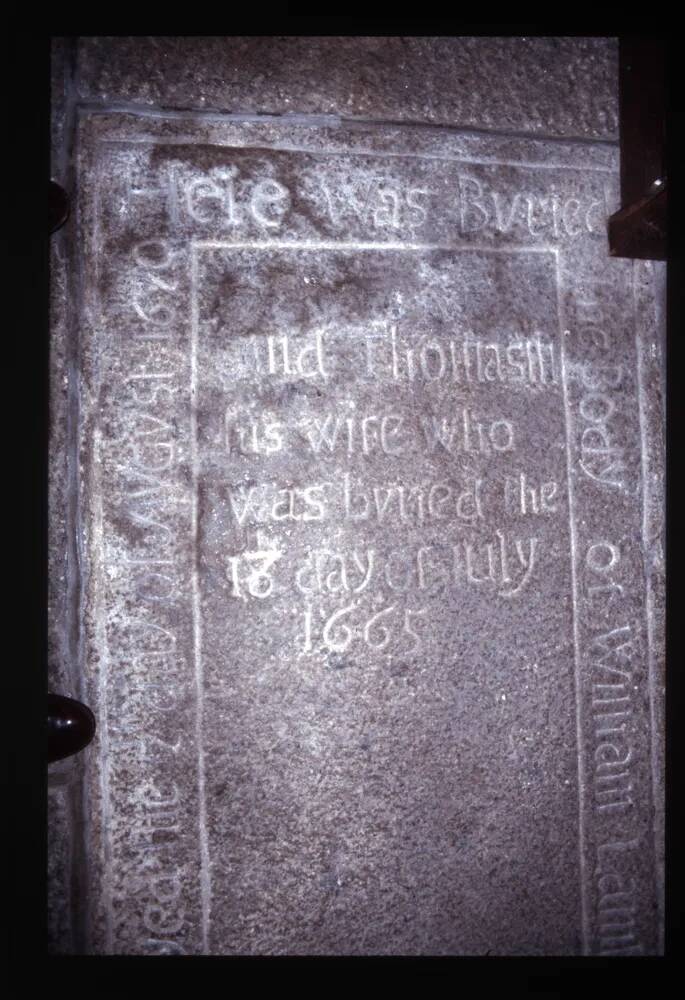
48, 747, 91, 954
76, 36, 618, 140
50, 38, 664, 957
48, 786, 74, 953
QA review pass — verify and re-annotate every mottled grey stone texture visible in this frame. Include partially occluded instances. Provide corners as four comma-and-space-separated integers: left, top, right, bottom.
50, 37, 663, 956
48, 786, 73, 953
74, 37, 618, 141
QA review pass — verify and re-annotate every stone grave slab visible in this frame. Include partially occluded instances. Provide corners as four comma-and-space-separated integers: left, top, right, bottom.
60, 110, 664, 955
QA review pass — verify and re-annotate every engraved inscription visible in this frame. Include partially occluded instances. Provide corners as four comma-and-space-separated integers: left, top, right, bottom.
189, 239, 577, 954
564, 260, 658, 955
81, 121, 660, 957
193, 245, 568, 667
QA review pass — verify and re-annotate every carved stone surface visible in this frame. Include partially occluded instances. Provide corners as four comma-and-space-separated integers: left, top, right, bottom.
50, 38, 664, 957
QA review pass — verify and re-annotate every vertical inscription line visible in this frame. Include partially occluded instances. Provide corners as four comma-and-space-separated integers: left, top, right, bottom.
632, 261, 664, 952
556, 253, 591, 956
190, 244, 211, 953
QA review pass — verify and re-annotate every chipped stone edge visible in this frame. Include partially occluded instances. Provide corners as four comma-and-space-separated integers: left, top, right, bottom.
49, 36, 92, 956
